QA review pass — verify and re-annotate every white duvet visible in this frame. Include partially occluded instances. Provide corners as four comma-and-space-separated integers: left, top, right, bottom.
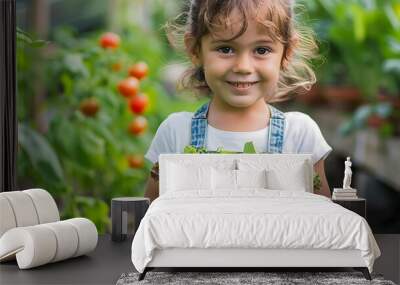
131, 189, 380, 273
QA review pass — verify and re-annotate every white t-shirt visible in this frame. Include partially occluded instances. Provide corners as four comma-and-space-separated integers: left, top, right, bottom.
145, 111, 332, 165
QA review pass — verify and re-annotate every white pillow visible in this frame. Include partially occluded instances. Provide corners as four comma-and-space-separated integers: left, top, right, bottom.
211, 168, 268, 190
236, 169, 267, 189
166, 162, 212, 192
266, 163, 308, 192
211, 168, 237, 190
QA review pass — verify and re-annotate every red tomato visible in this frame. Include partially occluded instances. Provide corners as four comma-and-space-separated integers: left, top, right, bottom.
128, 62, 149, 80
127, 154, 144, 168
79, 98, 100, 117
129, 94, 149, 114
128, 116, 148, 135
117, 77, 139, 98
99, 32, 120, 49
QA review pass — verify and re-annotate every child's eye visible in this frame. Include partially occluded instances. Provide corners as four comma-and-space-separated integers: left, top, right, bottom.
217, 47, 234, 54
255, 47, 272, 55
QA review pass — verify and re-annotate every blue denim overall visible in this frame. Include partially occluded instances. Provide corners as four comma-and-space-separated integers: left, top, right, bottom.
190, 101, 285, 153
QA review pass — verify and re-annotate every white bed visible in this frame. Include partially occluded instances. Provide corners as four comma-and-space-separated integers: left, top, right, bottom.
131, 154, 380, 280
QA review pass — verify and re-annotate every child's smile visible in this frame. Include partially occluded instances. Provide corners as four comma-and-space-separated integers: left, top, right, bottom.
198, 8, 285, 109
226, 81, 260, 94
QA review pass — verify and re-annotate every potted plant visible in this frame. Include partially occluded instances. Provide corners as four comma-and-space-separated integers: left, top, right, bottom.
313, 1, 390, 110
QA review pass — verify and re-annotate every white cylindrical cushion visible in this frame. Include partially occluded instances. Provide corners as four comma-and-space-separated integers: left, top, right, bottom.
0, 218, 98, 269
65, 218, 98, 257
0, 226, 57, 269
42, 221, 79, 262
23, 189, 59, 223
0, 195, 17, 237
0, 192, 39, 227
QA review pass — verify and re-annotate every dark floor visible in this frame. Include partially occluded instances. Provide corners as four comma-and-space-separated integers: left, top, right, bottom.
0, 235, 399, 285
0, 235, 135, 285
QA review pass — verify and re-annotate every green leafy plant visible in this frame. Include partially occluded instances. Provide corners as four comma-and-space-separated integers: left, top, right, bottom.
16, 23, 203, 233
301, 0, 400, 138
306, 1, 398, 96
16, 27, 48, 48
313, 174, 322, 192
183, 141, 256, 154
339, 102, 398, 138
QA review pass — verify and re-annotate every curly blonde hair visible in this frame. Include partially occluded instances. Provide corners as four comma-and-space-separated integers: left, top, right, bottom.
165, 0, 318, 103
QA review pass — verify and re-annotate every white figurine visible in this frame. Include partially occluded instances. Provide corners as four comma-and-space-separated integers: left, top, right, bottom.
343, 157, 353, 189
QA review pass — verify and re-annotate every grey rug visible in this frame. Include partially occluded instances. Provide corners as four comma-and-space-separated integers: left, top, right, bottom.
116, 271, 396, 285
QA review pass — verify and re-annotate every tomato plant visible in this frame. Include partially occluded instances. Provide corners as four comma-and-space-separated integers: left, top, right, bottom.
17, 18, 206, 233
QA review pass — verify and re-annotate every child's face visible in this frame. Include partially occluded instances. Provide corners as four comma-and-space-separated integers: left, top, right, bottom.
197, 10, 285, 108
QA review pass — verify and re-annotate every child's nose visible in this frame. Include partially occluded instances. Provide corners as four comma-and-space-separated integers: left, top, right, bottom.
232, 53, 253, 74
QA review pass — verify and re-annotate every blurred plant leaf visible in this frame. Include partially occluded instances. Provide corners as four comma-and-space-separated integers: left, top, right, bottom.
18, 124, 65, 186
243, 141, 257, 154
78, 128, 106, 168
63, 53, 89, 77
375, 102, 393, 118
16, 27, 49, 47
383, 59, 400, 73
339, 120, 354, 136
379, 122, 395, 138
354, 105, 372, 126
351, 4, 366, 42
75, 196, 109, 234
384, 3, 400, 29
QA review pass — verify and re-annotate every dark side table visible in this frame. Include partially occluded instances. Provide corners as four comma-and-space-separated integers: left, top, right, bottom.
332, 198, 366, 219
111, 197, 150, 242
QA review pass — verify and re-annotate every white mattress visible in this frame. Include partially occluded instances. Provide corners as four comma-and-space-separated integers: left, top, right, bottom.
131, 190, 380, 273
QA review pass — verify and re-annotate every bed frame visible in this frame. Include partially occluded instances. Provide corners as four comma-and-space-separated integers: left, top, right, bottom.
138, 154, 372, 281
139, 249, 371, 280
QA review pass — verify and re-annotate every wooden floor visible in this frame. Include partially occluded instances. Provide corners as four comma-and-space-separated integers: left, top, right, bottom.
0, 234, 398, 285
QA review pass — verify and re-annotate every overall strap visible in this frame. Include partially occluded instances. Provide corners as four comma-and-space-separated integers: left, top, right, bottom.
190, 101, 285, 153
190, 101, 210, 148
267, 104, 285, 153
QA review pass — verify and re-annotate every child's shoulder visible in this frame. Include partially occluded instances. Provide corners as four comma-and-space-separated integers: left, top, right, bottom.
163, 111, 193, 123
284, 111, 314, 124
283, 111, 332, 162
158, 111, 193, 131
284, 111, 321, 133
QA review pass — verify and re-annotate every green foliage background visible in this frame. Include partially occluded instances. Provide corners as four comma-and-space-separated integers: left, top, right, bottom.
16, 19, 202, 234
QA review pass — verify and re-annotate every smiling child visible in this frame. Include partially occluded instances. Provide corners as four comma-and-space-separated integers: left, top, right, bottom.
144, 0, 332, 201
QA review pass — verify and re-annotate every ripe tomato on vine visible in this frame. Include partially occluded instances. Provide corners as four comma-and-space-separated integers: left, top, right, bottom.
127, 154, 144, 168
79, 98, 100, 117
128, 116, 148, 135
99, 32, 120, 49
128, 62, 148, 80
129, 94, 149, 114
117, 77, 139, 98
